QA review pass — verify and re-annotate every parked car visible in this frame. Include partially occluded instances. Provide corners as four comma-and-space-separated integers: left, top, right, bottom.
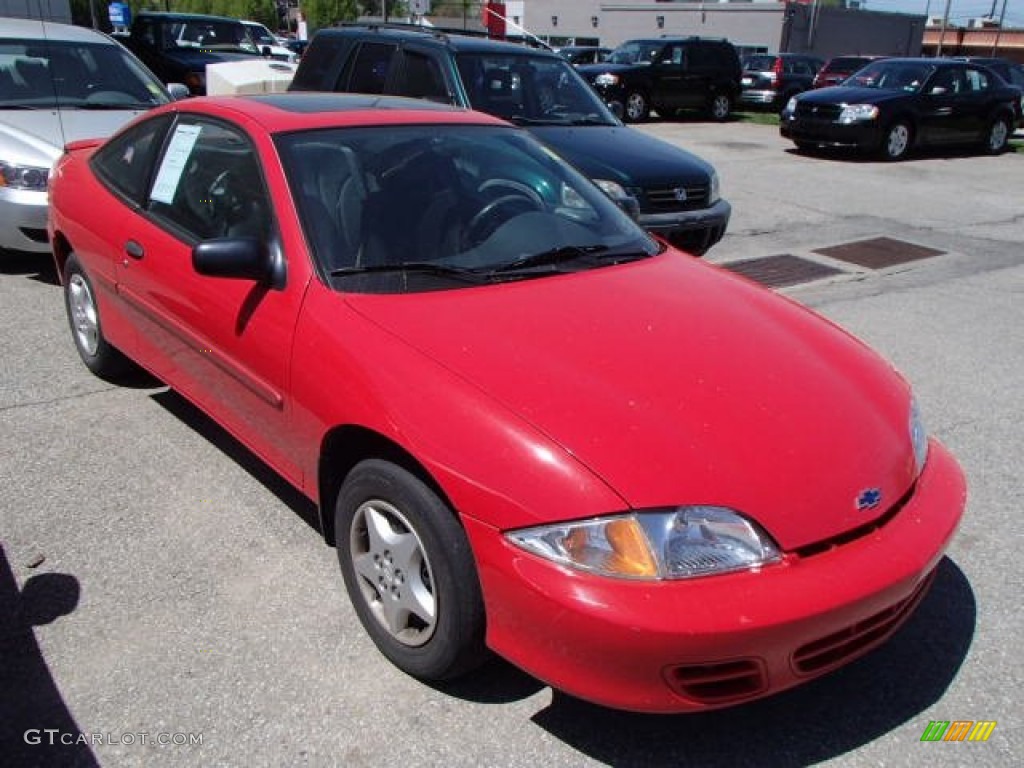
577, 37, 742, 122
811, 55, 886, 89
48, 92, 965, 713
781, 58, 1020, 160
241, 19, 298, 63
290, 25, 730, 254
0, 18, 181, 255
739, 53, 822, 111
558, 46, 611, 66
956, 56, 1024, 117
119, 11, 265, 95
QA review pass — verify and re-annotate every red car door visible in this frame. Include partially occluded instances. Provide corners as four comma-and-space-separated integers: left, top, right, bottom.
117, 114, 311, 485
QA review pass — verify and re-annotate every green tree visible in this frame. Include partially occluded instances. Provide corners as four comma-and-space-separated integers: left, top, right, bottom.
302, 0, 361, 31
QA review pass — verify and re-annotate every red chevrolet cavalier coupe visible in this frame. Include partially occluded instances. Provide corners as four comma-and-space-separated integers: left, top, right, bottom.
48, 94, 965, 713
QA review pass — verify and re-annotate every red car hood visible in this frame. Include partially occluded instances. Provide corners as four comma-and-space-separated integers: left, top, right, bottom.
346, 254, 916, 550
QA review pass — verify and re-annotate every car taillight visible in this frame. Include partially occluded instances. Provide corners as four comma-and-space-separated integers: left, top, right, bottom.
770, 58, 784, 85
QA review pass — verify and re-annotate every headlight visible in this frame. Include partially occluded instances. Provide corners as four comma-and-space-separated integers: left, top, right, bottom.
708, 171, 720, 205
0, 160, 50, 191
595, 73, 619, 87
783, 96, 798, 115
838, 104, 879, 124
593, 179, 627, 199
507, 506, 781, 580
909, 398, 928, 476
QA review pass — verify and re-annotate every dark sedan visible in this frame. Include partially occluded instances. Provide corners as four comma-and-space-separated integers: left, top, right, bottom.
780, 58, 1020, 160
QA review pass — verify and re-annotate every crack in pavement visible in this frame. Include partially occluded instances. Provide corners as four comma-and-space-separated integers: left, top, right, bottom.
0, 385, 121, 414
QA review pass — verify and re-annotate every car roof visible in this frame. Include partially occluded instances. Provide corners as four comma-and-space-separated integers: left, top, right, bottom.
0, 18, 114, 44
158, 92, 508, 133
313, 25, 561, 58
135, 11, 243, 24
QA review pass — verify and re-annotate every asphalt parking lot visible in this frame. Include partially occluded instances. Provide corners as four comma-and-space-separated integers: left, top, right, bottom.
2, 120, 1021, 767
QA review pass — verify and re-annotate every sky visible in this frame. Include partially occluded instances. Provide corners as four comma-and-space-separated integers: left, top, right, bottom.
863, 0, 1024, 26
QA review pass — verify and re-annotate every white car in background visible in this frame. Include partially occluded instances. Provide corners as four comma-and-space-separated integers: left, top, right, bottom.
0, 18, 183, 254
241, 20, 296, 63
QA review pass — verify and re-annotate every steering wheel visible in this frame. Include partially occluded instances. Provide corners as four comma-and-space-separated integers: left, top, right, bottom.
478, 179, 543, 205
465, 194, 543, 246
206, 170, 244, 232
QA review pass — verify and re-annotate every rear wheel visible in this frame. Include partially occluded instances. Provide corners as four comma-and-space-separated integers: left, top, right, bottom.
63, 254, 129, 380
335, 460, 488, 681
708, 93, 732, 122
624, 90, 650, 122
985, 115, 1010, 155
881, 120, 912, 161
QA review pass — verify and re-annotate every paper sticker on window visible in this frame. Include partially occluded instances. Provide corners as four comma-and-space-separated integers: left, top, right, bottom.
150, 123, 202, 204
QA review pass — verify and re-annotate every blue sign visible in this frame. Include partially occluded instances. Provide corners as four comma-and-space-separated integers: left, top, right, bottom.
109, 2, 131, 27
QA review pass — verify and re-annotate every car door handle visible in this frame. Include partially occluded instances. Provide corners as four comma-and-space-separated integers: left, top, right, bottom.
124, 240, 145, 259
934, 107, 953, 116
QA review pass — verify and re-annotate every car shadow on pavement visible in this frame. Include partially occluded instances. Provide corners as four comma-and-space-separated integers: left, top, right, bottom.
0, 248, 59, 286
530, 556, 975, 767
785, 145, 1016, 163
0, 546, 99, 767
149, 389, 322, 536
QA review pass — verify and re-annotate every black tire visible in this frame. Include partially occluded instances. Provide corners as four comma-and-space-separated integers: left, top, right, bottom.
880, 120, 913, 161
985, 115, 1010, 155
708, 92, 732, 122
63, 254, 129, 380
623, 90, 650, 122
335, 459, 488, 681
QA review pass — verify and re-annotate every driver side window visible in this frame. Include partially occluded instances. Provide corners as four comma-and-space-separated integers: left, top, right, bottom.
147, 118, 272, 243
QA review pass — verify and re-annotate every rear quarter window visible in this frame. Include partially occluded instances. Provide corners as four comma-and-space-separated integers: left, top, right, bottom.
291, 35, 346, 90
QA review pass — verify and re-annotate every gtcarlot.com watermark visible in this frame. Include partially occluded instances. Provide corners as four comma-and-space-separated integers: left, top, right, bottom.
24, 729, 203, 747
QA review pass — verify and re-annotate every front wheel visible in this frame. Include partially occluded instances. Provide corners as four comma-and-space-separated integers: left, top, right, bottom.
623, 90, 650, 122
63, 254, 129, 380
985, 115, 1010, 155
335, 460, 488, 681
881, 121, 913, 161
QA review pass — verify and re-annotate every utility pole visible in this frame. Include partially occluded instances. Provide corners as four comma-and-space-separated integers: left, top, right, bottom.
936, 0, 952, 56
991, 0, 1009, 55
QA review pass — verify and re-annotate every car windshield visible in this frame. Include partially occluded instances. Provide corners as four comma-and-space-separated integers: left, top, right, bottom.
243, 23, 276, 46
456, 53, 616, 126
607, 42, 661, 66
842, 61, 936, 92
276, 124, 658, 294
0, 39, 169, 109
169, 20, 256, 53
825, 56, 873, 75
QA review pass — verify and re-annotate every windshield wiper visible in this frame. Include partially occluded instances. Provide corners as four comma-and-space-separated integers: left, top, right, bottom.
490, 245, 655, 277
329, 262, 489, 284
488, 245, 610, 274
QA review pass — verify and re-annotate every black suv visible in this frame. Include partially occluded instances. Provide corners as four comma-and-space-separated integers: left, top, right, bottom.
739, 53, 823, 111
577, 37, 742, 122
290, 25, 731, 254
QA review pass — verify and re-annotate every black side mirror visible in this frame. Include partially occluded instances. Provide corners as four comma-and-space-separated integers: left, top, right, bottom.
262, 45, 272, 58
193, 237, 283, 288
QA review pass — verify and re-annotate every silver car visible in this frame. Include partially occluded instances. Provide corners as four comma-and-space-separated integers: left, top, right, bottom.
1, 18, 180, 254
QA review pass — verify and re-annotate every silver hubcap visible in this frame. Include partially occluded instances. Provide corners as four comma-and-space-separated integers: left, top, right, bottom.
990, 121, 1007, 151
712, 95, 729, 119
350, 500, 436, 646
887, 125, 909, 157
67, 273, 99, 356
626, 93, 645, 120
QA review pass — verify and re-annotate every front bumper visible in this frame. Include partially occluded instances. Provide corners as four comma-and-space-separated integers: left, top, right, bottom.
464, 440, 965, 713
0, 186, 50, 253
639, 197, 731, 255
780, 115, 882, 151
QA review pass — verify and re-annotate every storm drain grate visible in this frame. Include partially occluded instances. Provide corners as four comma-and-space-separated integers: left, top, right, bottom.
814, 237, 945, 269
722, 254, 844, 288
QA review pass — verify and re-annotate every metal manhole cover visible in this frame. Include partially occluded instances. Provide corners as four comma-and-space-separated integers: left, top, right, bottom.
814, 237, 945, 269
721, 254, 843, 288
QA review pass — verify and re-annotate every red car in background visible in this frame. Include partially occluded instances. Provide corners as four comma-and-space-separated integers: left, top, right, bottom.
48, 94, 965, 713
812, 55, 887, 89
